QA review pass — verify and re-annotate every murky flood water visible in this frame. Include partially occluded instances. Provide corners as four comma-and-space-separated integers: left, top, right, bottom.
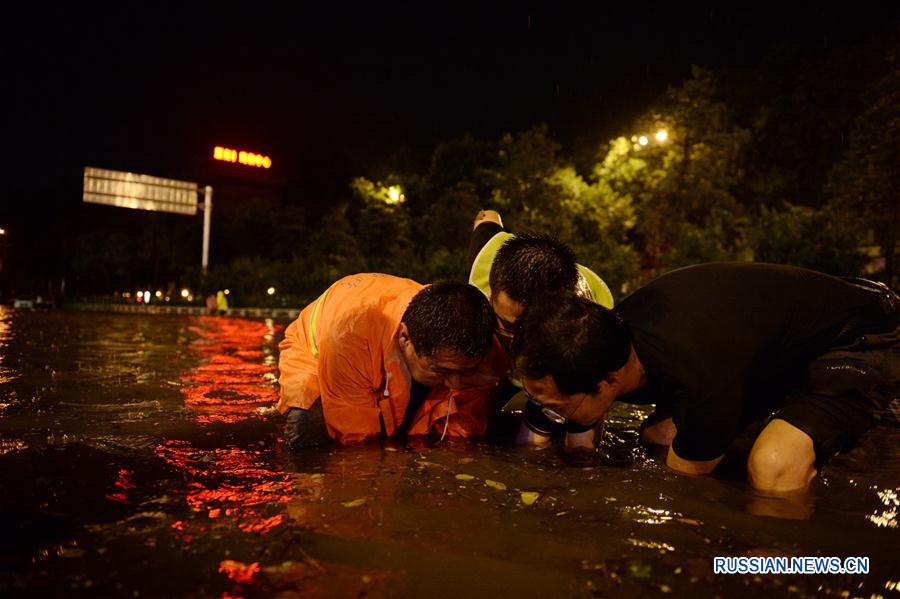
0, 307, 897, 597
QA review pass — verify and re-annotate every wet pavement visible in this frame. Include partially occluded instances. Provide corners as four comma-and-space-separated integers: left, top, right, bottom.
0, 307, 897, 597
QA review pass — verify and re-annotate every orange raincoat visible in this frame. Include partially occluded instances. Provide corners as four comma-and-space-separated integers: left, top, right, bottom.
277, 273, 507, 443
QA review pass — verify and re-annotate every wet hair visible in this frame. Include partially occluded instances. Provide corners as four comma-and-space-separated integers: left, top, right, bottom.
489, 233, 579, 303
402, 281, 496, 358
512, 294, 631, 394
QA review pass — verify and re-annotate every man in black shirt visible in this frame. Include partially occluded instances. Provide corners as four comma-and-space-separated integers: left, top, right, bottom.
513, 263, 899, 492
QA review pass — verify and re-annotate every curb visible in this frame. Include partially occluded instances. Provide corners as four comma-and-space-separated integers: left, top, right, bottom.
69, 303, 300, 320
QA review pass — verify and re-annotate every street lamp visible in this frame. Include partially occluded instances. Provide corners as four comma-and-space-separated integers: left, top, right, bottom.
656, 130, 668, 142
385, 186, 405, 205
638, 136, 649, 146
267, 287, 276, 296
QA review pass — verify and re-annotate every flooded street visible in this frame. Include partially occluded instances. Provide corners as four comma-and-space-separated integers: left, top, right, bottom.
1, 307, 897, 598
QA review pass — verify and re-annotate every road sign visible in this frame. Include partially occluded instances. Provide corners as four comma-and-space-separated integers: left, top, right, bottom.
83, 167, 199, 215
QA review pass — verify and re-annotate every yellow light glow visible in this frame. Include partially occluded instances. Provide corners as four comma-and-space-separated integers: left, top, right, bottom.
656, 130, 668, 142
155, 290, 163, 298
0, 228, 6, 235
638, 136, 649, 146
180, 288, 190, 298
224, 289, 230, 295
213, 146, 271, 169
267, 287, 276, 296
385, 186, 405, 205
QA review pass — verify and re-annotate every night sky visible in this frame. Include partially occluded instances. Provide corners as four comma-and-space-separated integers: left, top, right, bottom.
3, 4, 898, 283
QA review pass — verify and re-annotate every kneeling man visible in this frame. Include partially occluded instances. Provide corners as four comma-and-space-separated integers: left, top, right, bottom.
278, 274, 504, 446
513, 263, 898, 492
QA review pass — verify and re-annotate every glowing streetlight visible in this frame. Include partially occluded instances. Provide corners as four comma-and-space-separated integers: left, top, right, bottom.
144, 290, 151, 304
656, 130, 668, 142
267, 287, 276, 296
0, 228, 6, 235
385, 186, 405, 205
180, 288, 190, 299
638, 136, 649, 146
224, 289, 230, 296
155, 290, 163, 299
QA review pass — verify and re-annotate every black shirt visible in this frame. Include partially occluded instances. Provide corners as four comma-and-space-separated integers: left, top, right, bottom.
615, 262, 890, 460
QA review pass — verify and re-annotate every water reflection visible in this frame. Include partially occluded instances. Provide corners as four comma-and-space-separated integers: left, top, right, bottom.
0, 307, 14, 387
180, 316, 282, 424
867, 486, 898, 529
0, 310, 898, 597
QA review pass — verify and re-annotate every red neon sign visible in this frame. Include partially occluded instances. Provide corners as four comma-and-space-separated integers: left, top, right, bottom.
213, 146, 272, 169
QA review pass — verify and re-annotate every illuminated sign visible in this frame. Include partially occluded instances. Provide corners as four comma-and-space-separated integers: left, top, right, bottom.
83, 167, 198, 215
213, 146, 272, 169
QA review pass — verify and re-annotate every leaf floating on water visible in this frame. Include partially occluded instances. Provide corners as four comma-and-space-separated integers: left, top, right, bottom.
418, 461, 442, 468
677, 517, 702, 526
628, 562, 652, 579
455, 474, 475, 481
520, 492, 540, 506
484, 479, 507, 491
458, 457, 475, 464
341, 497, 367, 508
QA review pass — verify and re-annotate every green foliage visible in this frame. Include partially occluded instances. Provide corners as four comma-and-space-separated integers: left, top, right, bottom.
595, 67, 751, 275
825, 45, 900, 285
70, 49, 895, 305
747, 203, 867, 275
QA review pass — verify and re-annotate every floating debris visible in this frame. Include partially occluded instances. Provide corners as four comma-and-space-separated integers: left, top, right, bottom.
521, 492, 540, 506
455, 474, 475, 482
341, 498, 367, 508
627, 538, 676, 552
484, 479, 507, 491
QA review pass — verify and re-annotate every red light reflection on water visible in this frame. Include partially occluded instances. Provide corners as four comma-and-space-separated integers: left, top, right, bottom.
155, 316, 400, 594
181, 316, 282, 424
219, 560, 261, 584
105, 468, 136, 503
156, 441, 296, 537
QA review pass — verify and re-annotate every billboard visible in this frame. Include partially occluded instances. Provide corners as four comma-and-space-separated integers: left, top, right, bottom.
83, 167, 199, 215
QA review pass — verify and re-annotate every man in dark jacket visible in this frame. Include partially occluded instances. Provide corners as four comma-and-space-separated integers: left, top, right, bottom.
513, 263, 898, 492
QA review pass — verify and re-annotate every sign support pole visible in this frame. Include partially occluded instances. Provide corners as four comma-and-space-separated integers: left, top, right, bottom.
201, 185, 213, 274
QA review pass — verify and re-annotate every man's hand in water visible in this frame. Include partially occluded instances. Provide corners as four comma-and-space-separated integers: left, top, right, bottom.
564, 418, 605, 451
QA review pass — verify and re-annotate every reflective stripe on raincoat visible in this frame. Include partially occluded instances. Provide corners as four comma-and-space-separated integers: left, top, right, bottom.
468, 230, 615, 308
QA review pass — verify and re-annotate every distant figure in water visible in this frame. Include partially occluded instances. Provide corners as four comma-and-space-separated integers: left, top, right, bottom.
277, 274, 507, 448
216, 290, 228, 314
513, 263, 898, 494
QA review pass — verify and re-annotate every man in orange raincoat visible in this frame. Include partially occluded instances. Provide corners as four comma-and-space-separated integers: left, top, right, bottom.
277, 274, 506, 447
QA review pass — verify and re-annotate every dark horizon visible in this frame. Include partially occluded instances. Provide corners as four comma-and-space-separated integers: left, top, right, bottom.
3, 4, 899, 294
8, 6, 898, 194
